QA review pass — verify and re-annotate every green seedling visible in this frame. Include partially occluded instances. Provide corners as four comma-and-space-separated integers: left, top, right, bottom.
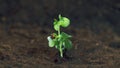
47, 14, 72, 57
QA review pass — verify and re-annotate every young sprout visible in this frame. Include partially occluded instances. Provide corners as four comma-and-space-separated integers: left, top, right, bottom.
47, 14, 72, 57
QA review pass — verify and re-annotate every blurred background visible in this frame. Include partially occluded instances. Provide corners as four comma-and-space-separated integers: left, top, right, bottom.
0, 0, 120, 35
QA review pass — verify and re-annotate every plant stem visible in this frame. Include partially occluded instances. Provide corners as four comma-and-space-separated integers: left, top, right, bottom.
57, 26, 63, 57
58, 26, 60, 35
58, 26, 63, 57
59, 41, 63, 57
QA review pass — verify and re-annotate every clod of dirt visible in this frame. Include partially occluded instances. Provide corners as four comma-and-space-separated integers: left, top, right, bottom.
26, 48, 38, 57
0, 52, 10, 61
109, 42, 120, 49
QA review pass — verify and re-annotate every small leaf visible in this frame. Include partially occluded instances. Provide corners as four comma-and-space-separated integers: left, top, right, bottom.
64, 39, 72, 50
60, 17, 70, 27
54, 39, 60, 49
53, 19, 60, 31
61, 32, 72, 39
54, 24, 60, 31
47, 36, 55, 47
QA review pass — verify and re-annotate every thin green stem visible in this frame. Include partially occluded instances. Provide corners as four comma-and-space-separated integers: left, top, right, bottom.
59, 41, 63, 57
58, 26, 63, 57
58, 26, 60, 35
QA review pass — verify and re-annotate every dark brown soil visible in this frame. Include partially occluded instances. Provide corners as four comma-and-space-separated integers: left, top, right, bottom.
0, 23, 120, 68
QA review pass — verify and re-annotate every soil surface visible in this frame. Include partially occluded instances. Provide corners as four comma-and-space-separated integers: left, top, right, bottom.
0, 23, 120, 68
0, 0, 120, 68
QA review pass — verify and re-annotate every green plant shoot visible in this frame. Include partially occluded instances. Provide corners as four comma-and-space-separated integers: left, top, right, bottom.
47, 14, 72, 57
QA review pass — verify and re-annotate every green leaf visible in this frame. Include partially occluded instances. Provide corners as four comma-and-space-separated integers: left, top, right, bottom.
54, 24, 60, 31
47, 36, 55, 47
61, 32, 72, 39
53, 19, 60, 31
54, 39, 60, 49
64, 39, 72, 50
53, 15, 70, 31
60, 17, 70, 27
